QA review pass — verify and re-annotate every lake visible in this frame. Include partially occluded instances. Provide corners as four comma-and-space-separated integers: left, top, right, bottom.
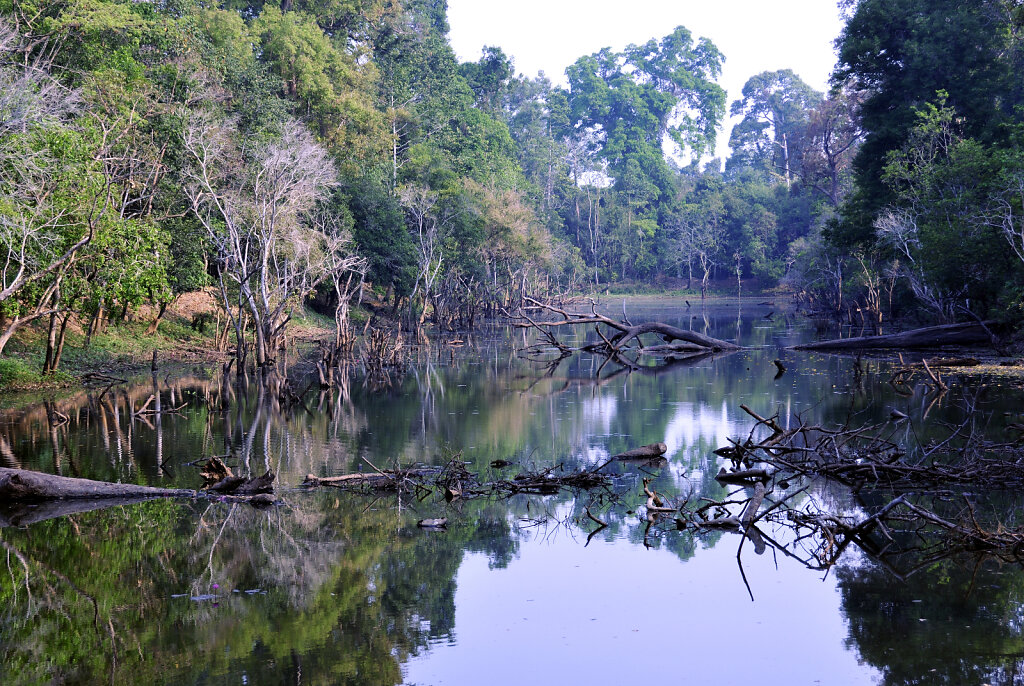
3, 298, 1024, 685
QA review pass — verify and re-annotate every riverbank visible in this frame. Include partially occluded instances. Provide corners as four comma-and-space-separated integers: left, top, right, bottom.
0, 291, 336, 394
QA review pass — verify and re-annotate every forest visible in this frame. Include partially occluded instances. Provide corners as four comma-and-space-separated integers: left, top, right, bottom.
1, 0, 1024, 379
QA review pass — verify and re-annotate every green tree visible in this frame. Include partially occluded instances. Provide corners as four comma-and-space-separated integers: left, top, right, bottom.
831, 0, 1024, 247
728, 69, 822, 187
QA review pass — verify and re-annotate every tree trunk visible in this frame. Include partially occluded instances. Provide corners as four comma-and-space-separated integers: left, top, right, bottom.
0, 467, 193, 501
43, 311, 59, 374
145, 300, 170, 335
52, 312, 71, 371
793, 321, 997, 351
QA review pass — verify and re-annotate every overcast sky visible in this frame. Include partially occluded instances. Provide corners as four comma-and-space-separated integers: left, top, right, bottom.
447, 0, 846, 162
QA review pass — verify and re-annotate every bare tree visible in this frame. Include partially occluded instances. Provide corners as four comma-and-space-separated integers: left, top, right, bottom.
398, 183, 452, 332
801, 86, 864, 206
875, 209, 958, 321
0, 21, 89, 356
983, 170, 1024, 264
677, 218, 718, 299
321, 213, 368, 350
182, 115, 338, 368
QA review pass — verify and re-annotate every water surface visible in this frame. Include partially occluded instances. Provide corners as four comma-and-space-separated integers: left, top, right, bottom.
3, 299, 1024, 685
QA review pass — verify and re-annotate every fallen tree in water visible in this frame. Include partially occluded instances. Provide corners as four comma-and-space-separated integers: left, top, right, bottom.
669, 402, 1024, 587
0, 467, 194, 501
792, 321, 997, 351
302, 454, 613, 499
507, 296, 739, 369
0, 464, 275, 504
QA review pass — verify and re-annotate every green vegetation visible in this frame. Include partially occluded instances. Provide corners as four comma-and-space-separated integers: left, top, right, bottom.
2, 0, 1022, 386
814, 0, 1024, 324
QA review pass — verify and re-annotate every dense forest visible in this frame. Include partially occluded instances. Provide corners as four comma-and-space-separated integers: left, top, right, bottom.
1, 0, 1024, 375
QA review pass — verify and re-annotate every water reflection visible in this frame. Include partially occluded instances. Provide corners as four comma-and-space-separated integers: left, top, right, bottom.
3, 302, 1024, 685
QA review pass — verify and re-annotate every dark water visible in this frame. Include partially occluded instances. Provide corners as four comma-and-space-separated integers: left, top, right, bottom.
3, 299, 1024, 685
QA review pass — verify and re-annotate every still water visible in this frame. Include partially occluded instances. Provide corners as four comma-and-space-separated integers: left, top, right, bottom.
3, 299, 1024, 685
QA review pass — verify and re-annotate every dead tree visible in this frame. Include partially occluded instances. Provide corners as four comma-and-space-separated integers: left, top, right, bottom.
793, 321, 997, 351
508, 296, 740, 369
182, 116, 338, 370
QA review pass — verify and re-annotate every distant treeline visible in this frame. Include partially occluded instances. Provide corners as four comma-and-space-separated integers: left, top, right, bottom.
1, 0, 1023, 372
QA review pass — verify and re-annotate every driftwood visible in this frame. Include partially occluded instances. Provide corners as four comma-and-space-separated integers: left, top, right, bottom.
613, 442, 667, 460
508, 297, 740, 367
302, 468, 437, 490
302, 457, 612, 499
0, 467, 193, 501
716, 467, 770, 484
643, 477, 677, 513
793, 321, 996, 351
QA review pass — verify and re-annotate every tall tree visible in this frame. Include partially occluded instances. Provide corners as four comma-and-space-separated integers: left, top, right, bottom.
831, 0, 1024, 246
564, 26, 726, 279
728, 69, 822, 187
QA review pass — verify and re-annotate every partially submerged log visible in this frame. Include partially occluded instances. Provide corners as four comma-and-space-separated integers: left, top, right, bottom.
716, 467, 770, 485
208, 471, 275, 495
793, 321, 996, 351
0, 465, 277, 510
604, 321, 740, 352
740, 482, 766, 526
509, 297, 740, 367
302, 468, 437, 489
0, 467, 193, 501
613, 442, 667, 460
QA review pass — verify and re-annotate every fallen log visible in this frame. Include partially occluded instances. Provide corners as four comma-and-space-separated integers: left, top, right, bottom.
716, 467, 770, 484
301, 468, 436, 489
0, 467, 194, 501
792, 321, 996, 351
608, 322, 740, 352
740, 482, 766, 526
614, 442, 668, 460
511, 296, 741, 357
208, 471, 275, 495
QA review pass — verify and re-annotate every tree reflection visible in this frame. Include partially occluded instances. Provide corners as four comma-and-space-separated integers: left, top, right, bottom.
0, 492, 521, 685
837, 554, 1024, 686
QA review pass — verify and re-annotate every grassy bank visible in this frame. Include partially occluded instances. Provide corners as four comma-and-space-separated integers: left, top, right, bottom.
0, 294, 335, 393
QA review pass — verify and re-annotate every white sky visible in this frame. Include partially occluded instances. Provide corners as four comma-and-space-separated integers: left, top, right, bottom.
447, 0, 845, 163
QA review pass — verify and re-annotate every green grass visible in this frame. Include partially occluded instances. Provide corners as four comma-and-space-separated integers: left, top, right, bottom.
0, 357, 73, 390
0, 302, 341, 393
